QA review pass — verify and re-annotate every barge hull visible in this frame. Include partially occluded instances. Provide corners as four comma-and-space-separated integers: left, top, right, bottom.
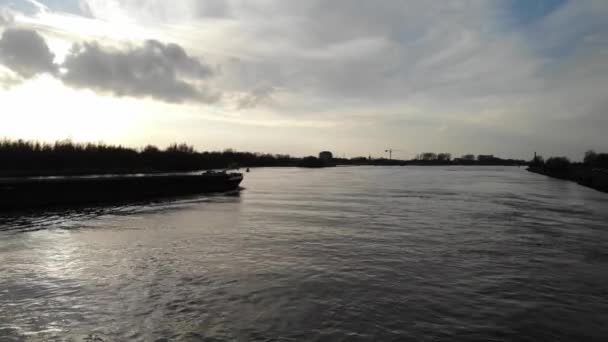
0, 174, 243, 210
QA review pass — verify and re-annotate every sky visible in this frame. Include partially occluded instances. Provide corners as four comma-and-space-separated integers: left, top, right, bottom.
0, 0, 606, 160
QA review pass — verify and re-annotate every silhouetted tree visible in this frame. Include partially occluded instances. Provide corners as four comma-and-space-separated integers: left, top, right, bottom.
0, 139, 301, 176
437, 153, 451, 162
584, 150, 608, 168
420, 152, 438, 161
584, 150, 597, 165
166, 143, 194, 154
350, 157, 369, 163
532, 154, 544, 166
143, 145, 160, 153
298, 156, 325, 168
545, 157, 571, 173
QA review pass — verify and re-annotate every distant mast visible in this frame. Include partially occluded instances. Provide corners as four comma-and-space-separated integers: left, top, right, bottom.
385, 149, 393, 160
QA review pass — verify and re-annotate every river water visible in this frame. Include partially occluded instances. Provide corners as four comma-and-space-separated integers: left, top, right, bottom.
1, 166, 608, 341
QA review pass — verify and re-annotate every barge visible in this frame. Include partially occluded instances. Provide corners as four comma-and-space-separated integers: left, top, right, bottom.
0, 171, 243, 210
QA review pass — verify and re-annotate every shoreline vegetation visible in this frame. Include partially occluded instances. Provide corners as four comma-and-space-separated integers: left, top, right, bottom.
526, 151, 608, 193
1, 139, 606, 192
1, 139, 527, 177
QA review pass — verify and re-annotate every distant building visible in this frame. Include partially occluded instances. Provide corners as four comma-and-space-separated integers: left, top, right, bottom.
319, 151, 333, 161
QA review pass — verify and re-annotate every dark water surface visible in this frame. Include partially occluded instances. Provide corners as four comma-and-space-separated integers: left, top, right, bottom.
1, 166, 608, 341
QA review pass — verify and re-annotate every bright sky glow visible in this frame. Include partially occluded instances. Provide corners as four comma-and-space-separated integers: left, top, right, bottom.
0, 0, 607, 159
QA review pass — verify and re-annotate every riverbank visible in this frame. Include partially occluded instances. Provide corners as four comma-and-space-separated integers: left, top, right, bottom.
0, 139, 528, 177
527, 165, 608, 193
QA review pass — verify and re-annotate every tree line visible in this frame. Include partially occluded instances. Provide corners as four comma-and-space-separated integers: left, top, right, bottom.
0, 139, 298, 176
531, 150, 608, 174
407, 153, 525, 166
1, 139, 555, 176
527, 150, 608, 193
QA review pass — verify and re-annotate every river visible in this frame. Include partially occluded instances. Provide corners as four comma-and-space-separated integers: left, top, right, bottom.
1, 166, 608, 341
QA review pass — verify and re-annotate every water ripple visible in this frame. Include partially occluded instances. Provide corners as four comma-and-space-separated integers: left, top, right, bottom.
1, 166, 608, 341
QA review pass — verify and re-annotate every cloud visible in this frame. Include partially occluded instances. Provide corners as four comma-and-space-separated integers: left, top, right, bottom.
61, 39, 220, 103
24, 0, 49, 14
0, 28, 57, 78
0, 67, 22, 89
80, 0, 231, 23
2, 0, 608, 156
61, 39, 219, 103
236, 84, 275, 109
0, 25, 221, 103
210, 0, 533, 114
0, 7, 14, 26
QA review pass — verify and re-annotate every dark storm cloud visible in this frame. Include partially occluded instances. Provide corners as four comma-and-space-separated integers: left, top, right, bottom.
61, 40, 219, 103
0, 28, 57, 78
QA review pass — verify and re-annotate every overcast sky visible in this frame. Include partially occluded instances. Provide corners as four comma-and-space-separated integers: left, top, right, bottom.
0, 0, 606, 159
